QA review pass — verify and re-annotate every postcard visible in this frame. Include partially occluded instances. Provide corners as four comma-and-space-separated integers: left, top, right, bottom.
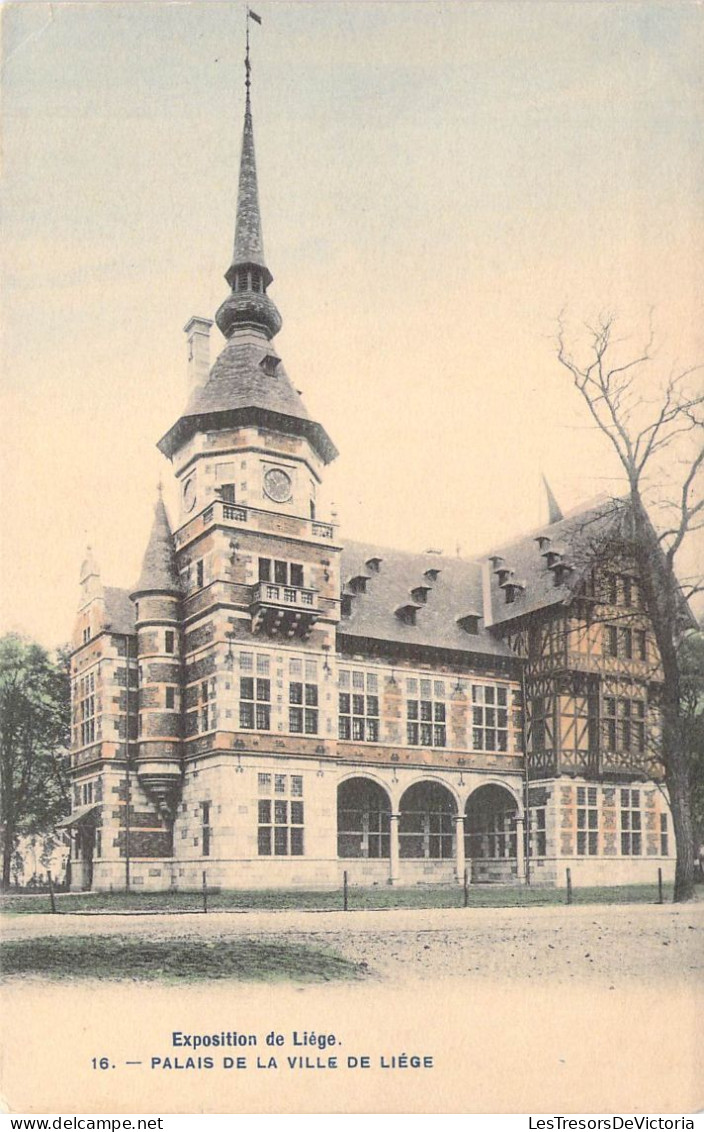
1, 1, 702, 1117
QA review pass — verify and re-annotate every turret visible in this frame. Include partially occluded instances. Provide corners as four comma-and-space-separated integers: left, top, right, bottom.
130, 493, 182, 818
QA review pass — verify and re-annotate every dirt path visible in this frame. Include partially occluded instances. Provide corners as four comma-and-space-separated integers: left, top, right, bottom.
3, 900, 703, 986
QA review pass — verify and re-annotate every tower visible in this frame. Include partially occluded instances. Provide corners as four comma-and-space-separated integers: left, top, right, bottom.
151, 26, 342, 886
130, 491, 182, 821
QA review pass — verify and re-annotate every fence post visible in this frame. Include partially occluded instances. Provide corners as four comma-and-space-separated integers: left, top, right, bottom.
47, 870, 56, 915
343, 869, 348, 912
202, 870, 208, 914
566, 867, 573, 905
658, 867, 663, 905
463, 867, 469, 908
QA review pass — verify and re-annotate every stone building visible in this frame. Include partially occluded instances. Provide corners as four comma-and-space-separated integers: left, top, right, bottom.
64, 55, 676, 893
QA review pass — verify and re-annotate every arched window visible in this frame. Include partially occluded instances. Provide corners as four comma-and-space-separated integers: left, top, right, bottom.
399, 781, 456, 859
337, 778, 391, 858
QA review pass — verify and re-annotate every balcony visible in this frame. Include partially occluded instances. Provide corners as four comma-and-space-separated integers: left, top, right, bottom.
175, 499, 337, 549
250, 581, 320, 638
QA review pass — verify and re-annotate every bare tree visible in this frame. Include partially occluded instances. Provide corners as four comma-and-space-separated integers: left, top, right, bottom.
556, 314, 703, 901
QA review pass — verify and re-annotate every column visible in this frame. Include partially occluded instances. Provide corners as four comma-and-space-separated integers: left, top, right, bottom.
454, 814, 466, 885
389, 813, 400, 886
515, 814, 526, 881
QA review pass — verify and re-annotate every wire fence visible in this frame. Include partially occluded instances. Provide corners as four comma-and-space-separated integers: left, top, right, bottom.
0, 867, 677, 916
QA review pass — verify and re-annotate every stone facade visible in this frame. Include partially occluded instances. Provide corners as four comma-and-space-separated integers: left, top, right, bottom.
64, 70, 677, 894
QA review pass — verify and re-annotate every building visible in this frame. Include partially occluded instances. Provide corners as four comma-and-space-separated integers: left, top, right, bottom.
63, 43, 676, 893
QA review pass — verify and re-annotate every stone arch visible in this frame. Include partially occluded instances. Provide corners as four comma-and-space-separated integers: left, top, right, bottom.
337, 777, 392, 859
465, 783, 519, 875
399, 780, 457, 860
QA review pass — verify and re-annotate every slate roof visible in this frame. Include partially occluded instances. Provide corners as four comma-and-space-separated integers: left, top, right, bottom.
132, 497, 181, 595
484, 496, 627, 625
228, 101, 270, 285
338, 540, 512, 659
158, 338, 338, 464
103, 587, 136, 635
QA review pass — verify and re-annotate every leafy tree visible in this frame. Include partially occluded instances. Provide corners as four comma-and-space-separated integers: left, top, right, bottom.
557, 315, 703, 900
0, 634, 71, 890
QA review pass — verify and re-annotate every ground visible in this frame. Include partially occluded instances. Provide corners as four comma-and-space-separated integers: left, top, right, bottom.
2, 901, 703, 1114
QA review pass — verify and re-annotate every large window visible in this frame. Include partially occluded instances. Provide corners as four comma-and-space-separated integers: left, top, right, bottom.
240, 677, 271, 730
576, 786, 598, 855
620, 788, 642, 855
399, 781, 455, 859
257, 773, 304, 856
531, 807, 547, 857
406, 678, 446, 747
77, 672, 96, 747
604, 697, 645, 754
339, 670, 379, 741
337, 778, 390, 858
258, 558, 304, 588
289, 657, 318, 734
472, 684, 509, 751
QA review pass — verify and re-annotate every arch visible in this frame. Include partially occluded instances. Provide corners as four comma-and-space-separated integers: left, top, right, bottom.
337, 777, 391, 859
465, 783, 519, 863
399, 780, 457, 860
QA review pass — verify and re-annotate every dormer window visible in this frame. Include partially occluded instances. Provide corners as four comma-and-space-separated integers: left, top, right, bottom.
395, 604, 418, 626
260, 353, 280, 377
495, 567, 513, 586
457, 613, 480, 635
535, 535, 551, 552
411, 586, 431, 604
348, 576, 368, 595
552, 562, 574, 586
424, 568, 440, 582
366, 557, 382, 573
489, 556, 504, 570
502, 581, 525, 605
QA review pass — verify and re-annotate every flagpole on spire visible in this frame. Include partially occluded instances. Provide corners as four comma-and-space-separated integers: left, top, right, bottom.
245, 7, 262, 107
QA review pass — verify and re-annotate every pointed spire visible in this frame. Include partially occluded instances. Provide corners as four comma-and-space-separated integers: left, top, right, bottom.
132, 495, 181, 596
79, 545, 100, 586
542, 475, 564, 525
215, 17, 282, 341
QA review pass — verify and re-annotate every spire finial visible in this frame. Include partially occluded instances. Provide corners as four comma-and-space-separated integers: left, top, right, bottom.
245, 9, 261, 108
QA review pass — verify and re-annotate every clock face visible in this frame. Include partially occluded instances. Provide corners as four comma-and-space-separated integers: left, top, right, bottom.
263, 467, 293, 503
183, 478, 197, 512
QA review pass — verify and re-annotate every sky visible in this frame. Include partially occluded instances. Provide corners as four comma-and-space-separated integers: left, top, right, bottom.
1, 0, 703, 649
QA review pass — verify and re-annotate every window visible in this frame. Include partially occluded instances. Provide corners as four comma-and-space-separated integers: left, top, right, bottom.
259, 558, 304, 587
634, 630, 647, 661
83, 626, 90, 644
289, 681, 318, 734
199, 680, 213, 732
240, 677, 271, 730
660, 812, 669, 855
196, 560, 204, 588
338, 670, 379, 741
165, 630, 175, 654
531, 807, 546, 857
201, 802, 211, 857
406, 678, 446, 747
258, 775, 304, 856
472, 684, 509, 751
620, 789, 642, 855
605, 625, 636, 660
576, 786, 598, 855
78, 672, 96, 747
166, 687, 176, 709
220, 483, 236, 503
82, 781, 93, 805
604, 697, 645, 753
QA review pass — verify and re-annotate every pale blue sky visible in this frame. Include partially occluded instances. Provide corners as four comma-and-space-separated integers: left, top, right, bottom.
2, 1, 702, 645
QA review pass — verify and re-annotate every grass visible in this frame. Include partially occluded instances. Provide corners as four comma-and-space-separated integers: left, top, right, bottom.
0, 882, 675, 916
0, 935, 367, 983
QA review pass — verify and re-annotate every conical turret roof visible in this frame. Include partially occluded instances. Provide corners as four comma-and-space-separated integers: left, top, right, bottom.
132, 496, 181, 596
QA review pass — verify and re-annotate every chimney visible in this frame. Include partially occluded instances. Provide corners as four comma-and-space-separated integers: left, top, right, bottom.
184, 316, 213, 395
